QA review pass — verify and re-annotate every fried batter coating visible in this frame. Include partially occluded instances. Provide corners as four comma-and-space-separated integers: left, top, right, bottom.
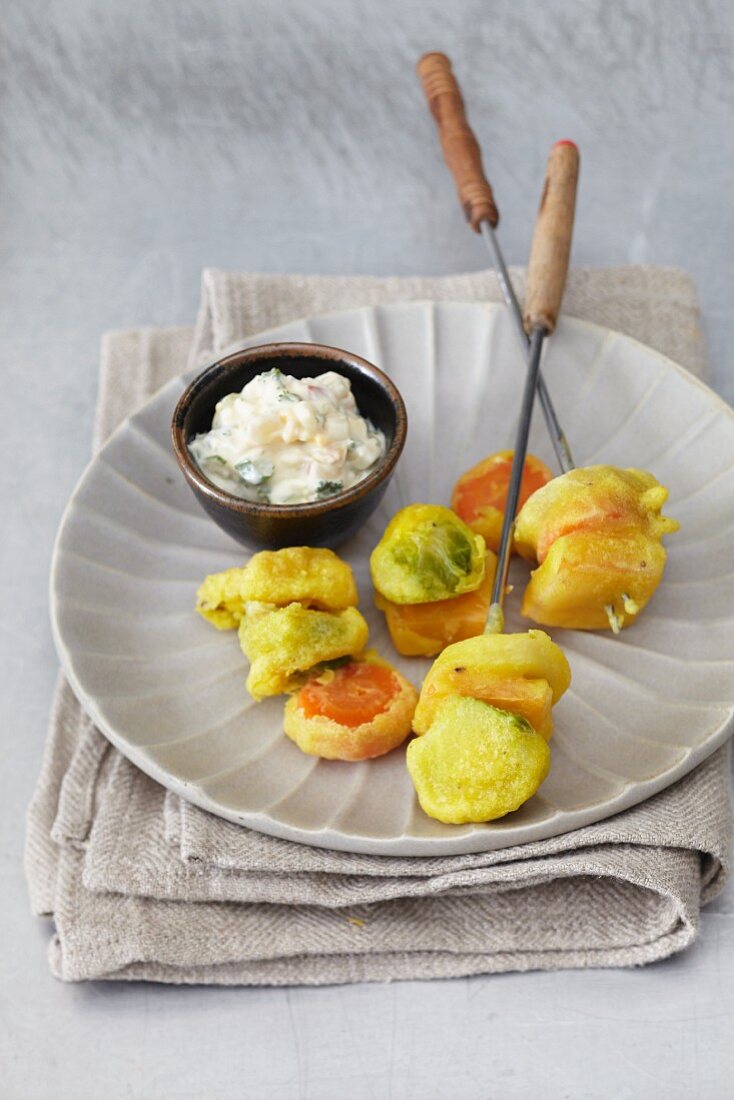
407, 696, 551, 824
196, 567, 249, 629
196, 547, 358, 629
514, 465, 678, 563
374, 552, 497, 657
513, 466, 678, 631
452, 451, 553, 552
413, 630, 571, 740
239, 603, 369, 700
521, 529, 668, 631
284, 657, 418, 761
370, 504, 486, 605
240, 547, 358, 610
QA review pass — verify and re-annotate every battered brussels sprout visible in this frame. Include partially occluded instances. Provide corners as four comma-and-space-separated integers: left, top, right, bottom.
196, 547, 358, 629
239, 604, 369, 700
374, 552, 497, 657
413, 629, 571, 741
407, 696, 551, 824
370, 504, 486, 605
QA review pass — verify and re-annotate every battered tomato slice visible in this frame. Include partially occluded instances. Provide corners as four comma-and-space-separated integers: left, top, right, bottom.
299, 662, 400, 728
452, 451, 553, 530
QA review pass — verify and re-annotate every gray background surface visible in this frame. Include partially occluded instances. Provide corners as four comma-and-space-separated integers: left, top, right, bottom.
2, 1, 733, 1096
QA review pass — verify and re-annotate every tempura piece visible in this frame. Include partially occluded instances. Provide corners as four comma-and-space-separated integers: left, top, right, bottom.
514, 465, 679, 631
239, 604, 369, 700
407, 696, 551, 824
196, 547, 358, 629
452, 451, 553, 552
521, 529, 668, 632
514, 466, 678, 563
374, 552, 497, 657
196, 567, 249, 630
240, 547, 358, 610
370, 504, 486, 605
284, 655, 418, 761
413, 630, 571, 741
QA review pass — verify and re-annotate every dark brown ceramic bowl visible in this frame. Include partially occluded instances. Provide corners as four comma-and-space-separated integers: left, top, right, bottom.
171, 342, 407, 550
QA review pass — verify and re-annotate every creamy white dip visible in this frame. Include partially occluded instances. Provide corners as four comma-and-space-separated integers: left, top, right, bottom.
188, 368, 387, 505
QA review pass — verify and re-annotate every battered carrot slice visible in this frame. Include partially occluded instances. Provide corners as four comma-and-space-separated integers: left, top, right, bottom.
284, 659, 418, 761
299, 662, 401, 728
452, 450, 553, 552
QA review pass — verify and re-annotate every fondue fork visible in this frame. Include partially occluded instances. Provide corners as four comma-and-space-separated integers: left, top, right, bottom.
416, 52, 576, 475
485, 140, 580, 632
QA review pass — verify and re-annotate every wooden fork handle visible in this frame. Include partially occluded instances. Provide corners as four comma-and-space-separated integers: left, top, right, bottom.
416, 52, 499, 231
524, 140, 580, 335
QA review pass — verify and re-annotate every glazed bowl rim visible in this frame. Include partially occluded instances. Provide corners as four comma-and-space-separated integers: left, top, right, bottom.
171, 341, 407, 518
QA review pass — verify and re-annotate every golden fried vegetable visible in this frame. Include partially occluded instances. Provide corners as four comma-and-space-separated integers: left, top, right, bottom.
239, 604, 369, 700
413, 630, 571, 740
514, 466, 679, 632
196, 547, 358, 629
374, 552, 497, 657
406, 696, 551, 824
284, 656, 418, 761
240, 547, 358, 610
423, 673, 553, 741
196, 567, 249, 629
452, 451, 554, 552
521, 529, 668, 632
370, 504, 486, 605
514, 466, 678, 563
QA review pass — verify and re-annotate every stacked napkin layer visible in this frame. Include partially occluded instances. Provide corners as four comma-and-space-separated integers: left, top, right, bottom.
26, 266, 732, 984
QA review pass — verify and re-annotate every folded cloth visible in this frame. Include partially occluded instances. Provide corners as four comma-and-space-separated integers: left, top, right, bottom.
26, 265, 732, 985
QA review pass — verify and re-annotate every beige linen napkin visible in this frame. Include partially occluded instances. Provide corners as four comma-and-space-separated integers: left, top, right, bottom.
26, 265, 732, 985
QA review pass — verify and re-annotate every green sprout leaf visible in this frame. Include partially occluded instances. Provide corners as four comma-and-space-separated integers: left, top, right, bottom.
392, 522, 474, 596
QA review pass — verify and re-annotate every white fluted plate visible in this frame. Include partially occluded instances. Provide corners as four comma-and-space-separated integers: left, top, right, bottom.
51, 302, 734, 855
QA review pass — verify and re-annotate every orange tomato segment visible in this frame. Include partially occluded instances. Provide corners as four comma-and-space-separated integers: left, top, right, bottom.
452, 451, 553, 551
298, 662, 400, 728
